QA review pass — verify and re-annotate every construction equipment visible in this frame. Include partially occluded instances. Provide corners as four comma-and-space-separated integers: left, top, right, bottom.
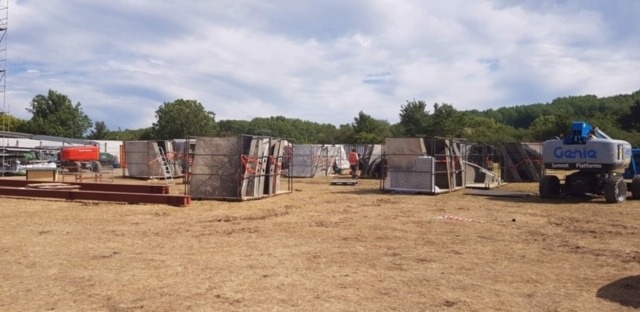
0, 131, 120, 173
623, 148, 640, 199
540, 121, 637, 203
59, 145, 102, 172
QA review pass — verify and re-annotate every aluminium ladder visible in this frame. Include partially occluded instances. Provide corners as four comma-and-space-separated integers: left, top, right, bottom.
157, 147, 175, 185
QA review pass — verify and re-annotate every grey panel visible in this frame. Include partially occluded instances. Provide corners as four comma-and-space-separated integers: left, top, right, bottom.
325, 145, 348, 172
255, 138, 270, 196
189, 137, 241, 199
188, 136, 292, 200
370, 144, 383, 160
124, 141, 163, 178
384, 138, 426, 169
289, 145, 321, 177
269, 139, 290, 194
241, 136, 271, 198
335, 146, 350, 170
240, 136, 257, 198
383, 156, 435, 192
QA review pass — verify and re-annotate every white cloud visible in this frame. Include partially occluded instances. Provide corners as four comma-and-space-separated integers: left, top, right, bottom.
3, 0, 639, 131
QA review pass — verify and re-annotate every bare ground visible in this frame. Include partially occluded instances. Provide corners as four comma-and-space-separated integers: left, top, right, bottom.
0, 176, 639, 311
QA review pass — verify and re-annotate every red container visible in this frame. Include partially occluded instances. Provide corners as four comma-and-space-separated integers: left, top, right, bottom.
60, 145, 100, 162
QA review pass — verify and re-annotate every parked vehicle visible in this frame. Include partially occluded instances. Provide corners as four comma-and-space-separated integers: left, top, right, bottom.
59, 145, 102, 172
623, 148, 640, 199
539, 121, 637, 203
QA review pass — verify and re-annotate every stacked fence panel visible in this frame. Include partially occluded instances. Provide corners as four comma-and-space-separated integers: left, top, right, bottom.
383, 138, 465, 194
288, 144, 349, 177
124, 141, 163, 178
497, 142, 543, 182
189, 135, 292, 200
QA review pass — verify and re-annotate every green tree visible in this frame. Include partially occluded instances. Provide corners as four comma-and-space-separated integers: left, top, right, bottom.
526, 115, 570, 141
109, 127, 154, 141
217, 116, 340, 143
249, 116, 303, 141
152, 99, 218, 139
311, 123, 341, 144
23, 90, 92, 138
335, 124, 355, 143
350, 111, 391, 143
218, 119, 253, 136
86, 121, 111, 140
587, 114, 639, 146
388, 123, 405, 137
399, 99, 429, 136
429, 103, 465, 137
0, 114, 27, 132
619, 100, 640, 132
461, 116, 519, 144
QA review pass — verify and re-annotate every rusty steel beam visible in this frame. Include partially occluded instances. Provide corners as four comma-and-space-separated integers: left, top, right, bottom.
0, 187, 191, 207
0, 179, 170, 194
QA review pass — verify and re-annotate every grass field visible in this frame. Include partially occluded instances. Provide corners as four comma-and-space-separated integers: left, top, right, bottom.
0, 176, 638, 311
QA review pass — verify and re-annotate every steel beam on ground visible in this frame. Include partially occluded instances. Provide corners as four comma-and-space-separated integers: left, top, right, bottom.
0, 186, 190, 207
0, 179, 170, 194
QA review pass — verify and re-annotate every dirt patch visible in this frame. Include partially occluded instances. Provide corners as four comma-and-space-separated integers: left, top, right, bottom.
0, 176, 639, 311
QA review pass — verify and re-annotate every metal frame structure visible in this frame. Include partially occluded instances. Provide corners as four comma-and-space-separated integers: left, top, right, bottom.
188, 135, 293, 201
0, 1, 8, 176
464, 143, 504, 189
287, 144, 349, 178
497, 142, 543, 182
381, 137, 467, 194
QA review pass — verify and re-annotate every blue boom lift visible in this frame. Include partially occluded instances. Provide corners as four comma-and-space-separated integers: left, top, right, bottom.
540, 121, 639, 203
623, 148, 640, 199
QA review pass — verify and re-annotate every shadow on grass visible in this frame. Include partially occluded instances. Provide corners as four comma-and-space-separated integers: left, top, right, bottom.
475, 192, 630, 206
596, 275, 640, 308
328, 186, 385, 195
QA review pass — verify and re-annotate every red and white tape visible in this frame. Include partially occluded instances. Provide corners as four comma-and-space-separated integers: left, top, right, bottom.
437, 215, 484, 223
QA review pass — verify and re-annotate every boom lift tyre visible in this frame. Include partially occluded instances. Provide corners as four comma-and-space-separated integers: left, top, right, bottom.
539, 175, 560, 199
603, 176, 627, 203
90, 161, 102, 173
632, 176, 640, 200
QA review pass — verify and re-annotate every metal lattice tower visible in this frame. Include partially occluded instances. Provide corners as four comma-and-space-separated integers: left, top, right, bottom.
0, 0, 6, 132
0, 1, 6, 176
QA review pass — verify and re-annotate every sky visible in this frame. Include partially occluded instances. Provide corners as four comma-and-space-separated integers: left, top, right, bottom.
3, 0, 640, 131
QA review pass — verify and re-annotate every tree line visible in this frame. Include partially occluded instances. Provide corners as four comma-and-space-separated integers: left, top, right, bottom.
3, 89, 640, 146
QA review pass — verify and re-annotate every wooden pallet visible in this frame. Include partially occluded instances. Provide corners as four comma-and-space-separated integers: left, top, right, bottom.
330, 179, 358, 185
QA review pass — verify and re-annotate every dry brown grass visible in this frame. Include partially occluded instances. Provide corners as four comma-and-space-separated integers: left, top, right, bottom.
0, 176, 639, 311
